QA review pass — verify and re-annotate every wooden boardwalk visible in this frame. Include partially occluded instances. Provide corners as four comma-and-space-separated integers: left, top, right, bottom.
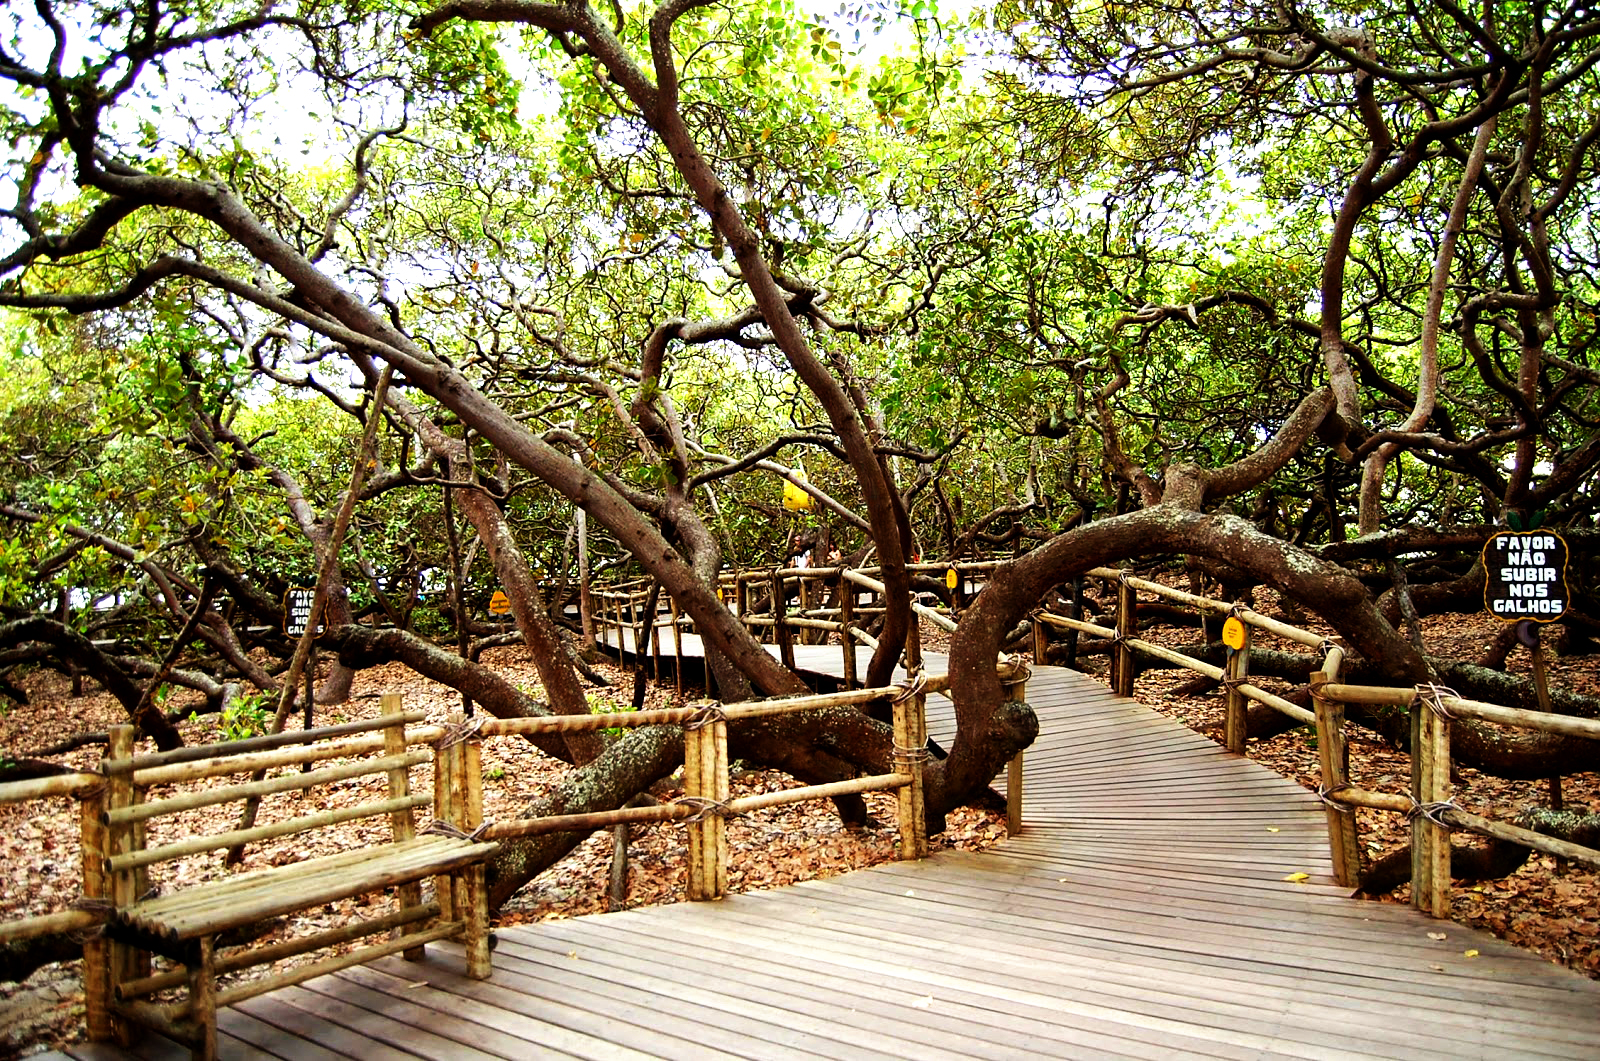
57, 644, 1600, 1059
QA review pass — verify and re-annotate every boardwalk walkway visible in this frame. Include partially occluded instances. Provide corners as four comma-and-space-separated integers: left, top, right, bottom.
59, 645, 1600, 1059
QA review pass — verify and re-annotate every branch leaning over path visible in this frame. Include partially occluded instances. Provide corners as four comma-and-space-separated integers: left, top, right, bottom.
412, 0, 913, 687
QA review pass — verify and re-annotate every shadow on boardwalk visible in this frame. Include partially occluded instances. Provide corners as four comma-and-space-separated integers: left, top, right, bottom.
61, 646, 1600, 1060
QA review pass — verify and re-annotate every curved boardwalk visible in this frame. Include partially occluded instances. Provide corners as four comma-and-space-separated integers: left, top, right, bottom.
62, 647, 1600, 1059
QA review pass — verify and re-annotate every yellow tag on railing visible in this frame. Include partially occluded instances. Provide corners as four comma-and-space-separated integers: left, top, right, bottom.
1222, 616, 1247, 651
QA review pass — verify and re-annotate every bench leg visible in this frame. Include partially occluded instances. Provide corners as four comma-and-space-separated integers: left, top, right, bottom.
83, 932, 114, 1042
463, 864, 492, 980
107, 937, 140, 1046
188, 936, 218, 1061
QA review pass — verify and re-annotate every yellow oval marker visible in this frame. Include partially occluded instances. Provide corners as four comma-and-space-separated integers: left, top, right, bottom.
1222, 616, 1248, 651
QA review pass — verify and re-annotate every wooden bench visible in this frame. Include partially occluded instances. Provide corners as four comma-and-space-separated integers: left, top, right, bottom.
88, 694, 497, 1060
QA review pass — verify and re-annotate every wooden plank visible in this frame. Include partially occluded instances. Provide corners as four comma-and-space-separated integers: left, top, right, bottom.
485, 938, 992, 1061
591, 903, 1433, 1060
295, 971, 581, 1059
338, 962, 659, 1061
361, 952, 761, 1060
211, 1007, 350, 1061
642, 894, 1583, 1058
265, 983, 508, 1060
232, 994, 425, 1061
490, 932, 1209, 1061
552, 897, 1594, 1051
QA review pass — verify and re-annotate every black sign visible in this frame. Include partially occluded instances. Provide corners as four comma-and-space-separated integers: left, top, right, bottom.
285, 586, 322, 636
1483, 532, 1569, 622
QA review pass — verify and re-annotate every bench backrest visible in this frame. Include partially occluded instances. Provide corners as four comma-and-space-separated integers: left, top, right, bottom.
97, 696, 442, 905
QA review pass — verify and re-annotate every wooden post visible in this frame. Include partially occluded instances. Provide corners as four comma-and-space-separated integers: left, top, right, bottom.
432, 711, 458, 923
773, 571, 795, 671
302, 645, 315, 740
1031, 610, 1048, 665
839, 574, 857, 688
105, 724, 137, 1045
904, 610, 923, 674
684, 710, 729, 901
576, 493, 595, 650
1002, 660, 1029, 836
460, 728, 492, 980
893, 684, 928, 860
797, 575, 811, 644
649, 600, 663, 680
1423, 692, 1452, 918
628, 591, 641, 663
1113, 574, 1138, 698
1224, 622, 1252, 755
80, 783, 113, 1042
617, 591, 629, 659
384, 693, 424, 960
735, 576, 749, 635
1064, 576, 1084, 670
1409, 698, 1430, 913
190, 935, 217, 1061
669, 597, 684, 695
684, 719, 705, 900
609, 822, 629, 911
1310, 671, 1362, 888
709, 717, 729, 898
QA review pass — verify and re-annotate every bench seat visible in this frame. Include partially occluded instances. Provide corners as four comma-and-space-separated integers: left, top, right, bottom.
106, 835, 499, 958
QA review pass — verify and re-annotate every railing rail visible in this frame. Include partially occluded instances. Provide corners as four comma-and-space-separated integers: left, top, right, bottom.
469, 665, 1029, 899
0, 773, 104, 957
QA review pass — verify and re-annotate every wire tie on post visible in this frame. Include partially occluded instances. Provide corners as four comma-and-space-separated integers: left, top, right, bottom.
1000, 653, 1033, 687
425, 819, 473, 840
673, 795, 739, 823
1316, 782, 1354, 814
891, 743, 932, 769
66, 900, 109, 942
433, 716, 485, 750
683, 700, 727, 731
892, 669, 928, 704
1407, 798, 1459, 828
1412, 683, 1460, 721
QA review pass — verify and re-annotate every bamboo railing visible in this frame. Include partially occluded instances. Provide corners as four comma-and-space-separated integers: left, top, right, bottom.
1032, 567, 1600, 916
470, 672, 973, 899
591, 562, 1029, 833
0, 768, 108, 1040
589, 561, 1001, 693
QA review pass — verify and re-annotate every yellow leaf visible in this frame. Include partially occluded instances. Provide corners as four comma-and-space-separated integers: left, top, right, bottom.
1266, 827, 1280, 833
1283, 872, 1310, 883
1463, 949, 1479, 958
